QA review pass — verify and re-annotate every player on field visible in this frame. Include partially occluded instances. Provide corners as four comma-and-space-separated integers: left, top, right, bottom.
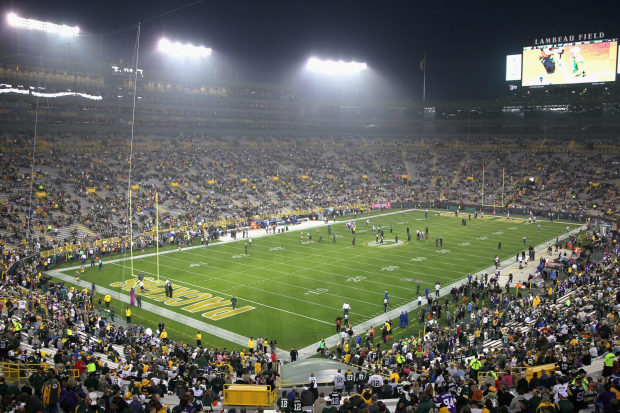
569, 46, 586, 78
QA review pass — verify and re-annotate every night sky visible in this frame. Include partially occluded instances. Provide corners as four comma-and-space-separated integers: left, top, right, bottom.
2, 0, 618, 100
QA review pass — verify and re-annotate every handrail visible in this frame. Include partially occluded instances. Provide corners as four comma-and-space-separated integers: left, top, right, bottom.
0, 362, 50, 384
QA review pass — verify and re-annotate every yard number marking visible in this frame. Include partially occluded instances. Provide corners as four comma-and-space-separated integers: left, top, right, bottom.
305, 288, 328, 295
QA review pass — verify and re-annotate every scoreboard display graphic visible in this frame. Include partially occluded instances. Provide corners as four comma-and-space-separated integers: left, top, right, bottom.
522, 39, 617, 86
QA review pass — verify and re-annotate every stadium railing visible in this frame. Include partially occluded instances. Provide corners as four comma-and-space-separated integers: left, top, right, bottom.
0, 362, 50, 385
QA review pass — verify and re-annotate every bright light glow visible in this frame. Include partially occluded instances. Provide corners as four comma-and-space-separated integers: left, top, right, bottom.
6, 12, 79, 37
0, 86, 101, 100
158, 38, 211, 58
306, 57, 367, 75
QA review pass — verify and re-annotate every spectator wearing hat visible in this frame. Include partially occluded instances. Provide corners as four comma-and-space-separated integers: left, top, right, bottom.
555, 389, 573, 413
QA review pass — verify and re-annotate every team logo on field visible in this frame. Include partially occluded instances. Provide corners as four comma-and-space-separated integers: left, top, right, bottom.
435, 249, 450, 254
109, 277, 254, 321
380, 266, 400, 271
269, 246, 284, 251
410, 257, 427, 262
458, 242, 471, 247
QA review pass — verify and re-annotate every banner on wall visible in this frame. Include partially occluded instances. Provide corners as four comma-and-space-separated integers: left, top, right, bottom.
371, 202, 391, 209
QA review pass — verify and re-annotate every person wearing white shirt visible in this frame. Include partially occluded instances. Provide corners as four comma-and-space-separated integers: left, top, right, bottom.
368, 373, 384, 391
552, 382, 569, 403
589, 344, 598, 358
342, 302, 351, 315
333, 369, 345, 393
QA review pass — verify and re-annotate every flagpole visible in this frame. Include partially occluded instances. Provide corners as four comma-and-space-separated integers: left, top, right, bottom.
156, 192, 160, 282
482, 166, 485, 206
422, 52, 426, 104
502, 168, 505, 207
127, 22, 140, 282
130, 189, 134, 278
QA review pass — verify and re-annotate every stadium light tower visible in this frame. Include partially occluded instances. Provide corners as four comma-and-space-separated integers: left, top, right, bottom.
305, 57, 367, 75
158, 38, 212, 58
6, 12, 79, 37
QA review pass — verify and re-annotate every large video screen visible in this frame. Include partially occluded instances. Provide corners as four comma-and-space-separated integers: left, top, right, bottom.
506, 54, 522, 81
522, 39, 617, 86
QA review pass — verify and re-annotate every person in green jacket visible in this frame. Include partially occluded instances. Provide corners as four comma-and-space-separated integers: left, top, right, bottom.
416, 393, 434, 413
28, 366, 46, 398
555, 391, 573, 413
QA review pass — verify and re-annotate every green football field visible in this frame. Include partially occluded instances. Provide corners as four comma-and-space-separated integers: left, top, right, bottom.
56, 210, 581, 353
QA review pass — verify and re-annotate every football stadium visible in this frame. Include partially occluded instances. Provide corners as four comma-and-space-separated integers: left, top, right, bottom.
0, 2, 619, 413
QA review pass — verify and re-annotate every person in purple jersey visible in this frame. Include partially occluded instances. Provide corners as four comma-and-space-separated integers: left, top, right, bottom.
435, 386, 457, 413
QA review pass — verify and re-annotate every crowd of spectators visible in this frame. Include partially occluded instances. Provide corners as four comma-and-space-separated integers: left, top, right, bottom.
0, 131, 618, 412
0, 134, 617, 260
312, 231, 620, 413
0, 251, 281, 412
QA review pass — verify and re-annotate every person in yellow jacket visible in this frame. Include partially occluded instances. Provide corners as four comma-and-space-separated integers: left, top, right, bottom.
195, 331, 202, 347
125, 307, 131, 323
248, 337, 254, 354
104, 294, 111, 308
603, 351, 617, 377
469, 357, 482, 381
12, 319, 22, 333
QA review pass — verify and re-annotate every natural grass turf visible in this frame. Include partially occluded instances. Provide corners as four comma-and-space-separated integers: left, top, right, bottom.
57, 210, 580, 351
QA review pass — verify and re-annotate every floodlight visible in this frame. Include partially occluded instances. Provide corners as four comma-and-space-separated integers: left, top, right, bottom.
6, 12, 79, 37
158, 38, 212, 58
306, 57, 367, 75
